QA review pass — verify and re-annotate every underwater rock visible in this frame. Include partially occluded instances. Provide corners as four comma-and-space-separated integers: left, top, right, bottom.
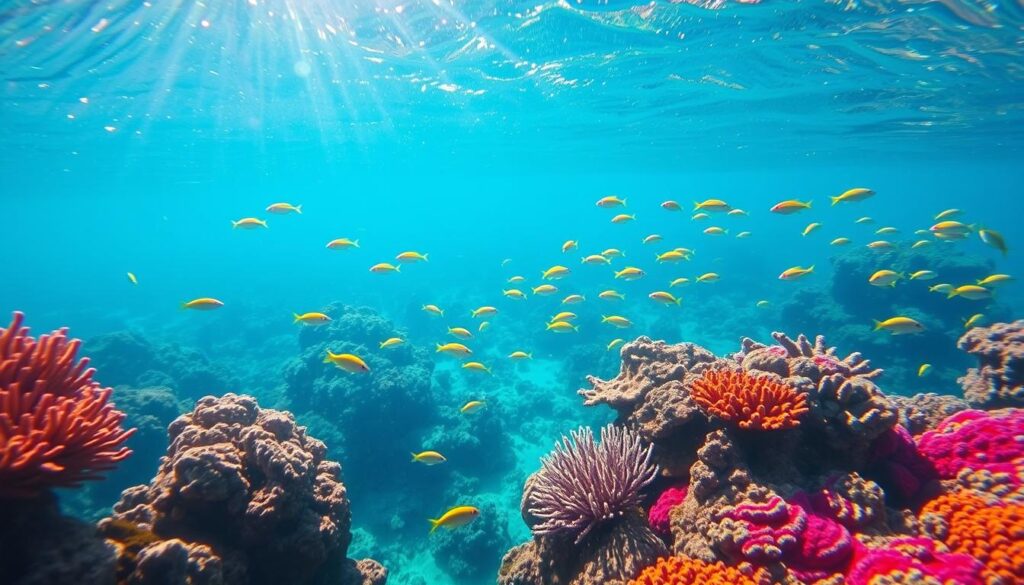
957, 320, 1024, 408
106, 393, 385, 585
887, 392, 969, 435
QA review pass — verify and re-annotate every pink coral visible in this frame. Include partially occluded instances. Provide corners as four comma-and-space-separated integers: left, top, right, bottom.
916, 409, 1024, 494
847, 537, 985, 585
649, 483, 688, 536
869, 424, 939, 502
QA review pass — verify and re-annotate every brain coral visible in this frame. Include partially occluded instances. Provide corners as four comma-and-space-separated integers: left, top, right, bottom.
957, 320, 1024, 408
847, 536, 986, 585
689, 369, 808, 431
628, 555, 769, 585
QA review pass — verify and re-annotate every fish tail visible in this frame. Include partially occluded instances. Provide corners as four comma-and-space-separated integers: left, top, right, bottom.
947, 290, 958, 299
353, 239, 360, 248
527, 353, 533, 359
423, 253, 429, 262
889, 281, 896, 288
693, 201, 701, 210
295, 204, 302, 214
411, 453, 418, 462
395, 264, 401, 273
573, 324, 580, 332
723, 228, 729, 235
429, 519, 441, 533
294, 313, 301, 323
622, 198, 628, 207
323, 352, 334, 364
872, 320, 883, 332
808, 265, 815, 273
230, 220, 238, 228
435, 343, 443, 352
830, 195, 840, 206
675, 298, 682, 306
805, 200, 813, 208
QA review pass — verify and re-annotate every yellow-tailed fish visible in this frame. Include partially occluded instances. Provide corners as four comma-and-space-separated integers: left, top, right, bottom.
602, 248, 625, 258
581, 254, 611, 265
370, 262, 401, 274
670, 277, 690, 287
127, 272, 138, 285
611, 214, 636, 224
551, 311, 577, 322
697, 272, 720, 283
802, 222, 822, 237
503, 289, 527, 300
770, 200, 812, 214
182, 297, 224, 310
396, 251, 429, 263
831, 237, 852, 246
869, 270, 903, 287
326, 238, 360, 249
601, 315, 632, 328
429, 506, 480, 533
478, 321, 490, 332
756, 300, 770, 308
324, 351, 371, 372
462, 362, 491, 374
694, 199, 730, 212
562, 240, 579, 253
876, 227, 899, 235
607, 338, 625, 351
380, 337, 404, 349
692, 212, 710, 221
460, 401, 485, 414
657, 250, 687, 263
909, 270, 937, 281
448, 326, 473, 339
911, 240, 931, 249
532, 284, 558, 295
411, 451, 446, 465
232, 217, 267, 229
649, 291, 681, 306
423, 304, 444, 317
963, 313, 985, 329
596, 196, 627, 208
736, 231, 751, 238
867, 241, 894, 250
643, 234, 663, 245
599, 290, 626, 301
934, 231, 969, 241
562, 294, 585, 304
437, 342, 473, 357
830, 188, 875, 205
977, 274, 1013, 287
855, 217, 874, 224
294, 312, 331, 325
918, 364, 932, 377
662, 200, 681, 211
509, 351, 532, 360
703, 226, 727, 236
779, 265, 815, 281
873, 317, 925, 335
935, 209, 961, 220
266, 202, 302, 214
929, 283, 954, 294
508, 275, 525, 283
947, 285, 991, 300
471, 306, 498, 318
546, 320, 579, 333
542, 265, 571, 280
930, 221, 973, 236
614, 267, 645, 280
978, 228, 1008, 255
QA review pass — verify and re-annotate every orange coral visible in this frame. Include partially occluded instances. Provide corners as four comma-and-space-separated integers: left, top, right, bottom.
629, 555, 770, 585
920, 489, 1024, 583
689, 369, 808, 430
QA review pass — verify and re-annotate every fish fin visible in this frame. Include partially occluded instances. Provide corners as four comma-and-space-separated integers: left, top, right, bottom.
231, 220, 238, 228
429, 518, 442, 533
411, 453, 419, 462
323, 353, 333, 364
872, 319, 883, 331
675, 298, 682, 306
601, 315, 608, 322
435, 343, 443, 351
527, 353, 533, 359
573, 325, 580, 332
805, 200, 813, 208
423, 253, 429, 262
353, 240, 360, 248
180, 303, 188, 310
693, 201, 701, 210
295, 205, 302, 214
889, 281, 896, 288
723, 228, 729, 235
808, 265, 815, 273
830, 195, 840, 206
395, 264, 401, 273
294, 313, 301, 323
947, 290, 957, 299
623, 198, 628, 207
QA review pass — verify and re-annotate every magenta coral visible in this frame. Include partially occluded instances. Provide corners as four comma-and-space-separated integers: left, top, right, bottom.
0, 311, 134, 496
648, 483, 688, 536
916, 409, 1024, 492
868, 424, 939, 502
847, 537, 985, 585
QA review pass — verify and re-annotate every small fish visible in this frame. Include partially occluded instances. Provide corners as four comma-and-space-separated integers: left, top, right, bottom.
127, 272, 138, 285
607, 338, 625, 351
830, 188, 874, 205
756, 300, 770, 308
602, 248, 625, 258
662, 200, 681, 211
562, 294, 585, 304
601, 315, 632, 328
935, 209, 961, 220
379, 337, 404, 349
934, 231, 969, 241
869, 270, 903, 287
599, 290, 626, 301
831, 237, 852, 246
657, 250, 688, 263
670, 277, 690, 288
326, 238, 360, 249
643, 234, 663, 245
867, 241, 894, 250
370, 262, 401, 274
448, 326, 473, 339
930, 221, 973, 236
911, 240, 931, 249
411, 451, 447, 465
542, 265, 571, 280
581, 254, 611, 265
779, 266, 815, 281
692, 212, 710, 221
471, 306, 498, 318
503, 289, 527, 300
501, 259, 512, 266
978, 229, 1008, 255
947, 285, 992, 300
266, 202, 302, 214
546, 320, 579, 333
614, 267, 645, 280
694, 199, 730, 212
770, 200, 812, 214
507, 275, 525, 283
429, 506, 480, 533
436, 342, 472, 357
396, 251, 429, 263
596, 196, 627, 208
294, 312, 331, 325
562, 240, 579, 253
909, 270, 937, 281
703, 226, 727, 236
611, 214, 636, 224
462, 361, 491, 374
323, 351, 371, 372
855, 217, 874, 224
550, 311, 577, 322
649, 291, 681, 306
873, 317, 925, 335
914, 229, 931, 236
232, 217, 268, 229
929, 283, 954, 294
532, 284, 558, 296
460, 401, 485, 414
963, 313, 985, 329
918, 363, 932, 377
875, 227, 899, 235
509, 351, 532, 360
674, 248, 695, 258
478, 321, 490, 332
697, 272, 720, 283
977, 274, 1013, 287
802, 222, 822, 237
423, 304, 444, 317
182, 297, 224, 310
728, 208, 748, 216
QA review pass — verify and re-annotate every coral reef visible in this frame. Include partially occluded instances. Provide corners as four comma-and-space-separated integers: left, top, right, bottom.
628, 555, 770, 585
887, 392, 969, 435
958, 320, 1024, 408
0, 311, 134, 496
916, 409, 1024, 498
846, 536, 985, 585
648, 483, 688, 537
107, 393, 385, 585
689, 369, 808, 431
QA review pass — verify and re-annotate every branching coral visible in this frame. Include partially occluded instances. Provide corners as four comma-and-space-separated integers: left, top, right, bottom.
528, 424, 658, 543
628, 555, 769, 585
689, 369, 808, 431
0, 311, 134, 496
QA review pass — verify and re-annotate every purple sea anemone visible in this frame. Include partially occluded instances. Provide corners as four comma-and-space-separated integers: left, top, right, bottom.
528, 424, 658, 543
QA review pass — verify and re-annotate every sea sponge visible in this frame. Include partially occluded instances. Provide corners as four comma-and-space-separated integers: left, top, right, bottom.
957, 320, 1024, 408
628, 555, 770, 585
649, 483, 688, 537
689, 369, 808, 431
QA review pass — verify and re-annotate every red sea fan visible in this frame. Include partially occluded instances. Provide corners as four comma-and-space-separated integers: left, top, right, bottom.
0, 311, 134, 496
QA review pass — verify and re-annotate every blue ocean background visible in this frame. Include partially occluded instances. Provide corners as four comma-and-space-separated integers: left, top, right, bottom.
2, 1, 1024, 583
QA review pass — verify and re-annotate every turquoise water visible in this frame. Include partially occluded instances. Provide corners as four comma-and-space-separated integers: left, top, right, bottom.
2, 1, 1024, 583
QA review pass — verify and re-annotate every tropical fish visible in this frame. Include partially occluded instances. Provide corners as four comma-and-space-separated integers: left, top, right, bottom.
918, 364, 932, 377
182, 297, 224, 310
562, 240, 579, 253
728, 209, 748, 216
423, 304, 444, 317
379, 337, 404, 349
294, 312, 331, 325
599, 290, 626, 301
736, 231, 751, 239
611, 214, 636, 224
462, 362, 491, 374
643, 234, 663, 245
911, 240, 931, 249
914, 229, 931, 236
656, 251, 687, 263
978, 228, 1008, 255
977, 274, 1013, 287
370, 262, 401, 274
602, 248, 625, 258
935, 209, 961, 220
436, 342, 472, 357
503, 289, 527, 300
266, 202, 302, 214
756, 300, 770, 308
607, 338, 625, 351
875, 227, 899, 235
429, 506, 480, 533
596, 196, 627, 208
551, 311, 577, 322
855, 217, 874, 224
930, 221, 973, 236
947, 285, 991, 300
127, 272, 138, 285
562, 294, 585, 304
614, 267, 645, 280
909, 270, 937, 281
779, 266, 815, 281
703, 226, 727, 236
697, 272, 720, 283
601, 315, 633, 328
770, 200, 812, 214
934, 231, 969, 241
396, 251, 429, 263
411, 451, 446, 465
670, 277, 690, 287
830, 188, 874, 205
662, 200, 681, 211
501, 259, 512, 266
532, 284, 558, 295
460, 401, 485, 414
478, 321, 490, 332
692, 212, 709, 221
323, 351, 371, 372
694, 199, 730, 212
869, 270, 902, 287
867, 241, 894, 251
471, 306, 498, 318
963, 313, 985, 329
830, 237, 851, 246
509, 351, 532, 360
546, 320, 579, 333
649, 291, 681, 306
929, 283, 954, 294
326, 238, 360, 249
873, 317, 925, 335
581, 254, 611, 265
802, 222, 822, 237
448, 326, 473, 339
674, 248, 695, 258
232, 217, 267, 229
507, 275, 525, 283
542, 265, 571, 280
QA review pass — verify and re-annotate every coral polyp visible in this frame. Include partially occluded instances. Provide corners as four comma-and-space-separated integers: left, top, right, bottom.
689, 369, 809, 431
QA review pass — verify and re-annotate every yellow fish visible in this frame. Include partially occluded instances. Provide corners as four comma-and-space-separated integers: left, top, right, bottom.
736, 231, 752, 239
703, 226, 727, 236
422, 304, 444, 317
379, 337, 404, 349
478, 321, 490, 333
867, 241, 894, 250
875, 227, 899, 235
601, 315, 632, 328
779, 266, 815, 281
930, 221, 972, 236
977, 274, 1013, 287
643, 234, 663, 245
448, 327, 473, 339
692, 212, 710, 221
918, 363, 932, 377
599, 290, 626, 301
670, 277, 690, 287
551, 311, 577, 322
869, 270, 902, 287
532, 284, 558, 296
675, 248, 695, 258
266, 202, 302, 214
507, 275, 525, 283
935, 209, 961, 220
697, 272, 720, 283
596, 196, 627, 208
562, 295, 585, 304
562, 240, 579, 253
855, 217, 874, 224
370, 263, 401, 274
770, 200, 812, 214
471, 306, 498, 318
947, 285, 991, 300
802, 222, 822, 237
411, 451, 446, 465
649, 291, 681, 306
323, 351, 371, 373
911, 240, 931, 249
542, 265, 571, 280
611, 214, 636, 224
662, 200, 682, 211
873, 317, 925, 335
182, 297, 224, 310
429, 506, 480, 533
657, 251, 688, 263
462, 362, 491, 374
830, 188, 874, 205
607, 338, 625, 351
934, 232, 969, 241
437, 342, 472, 357
602, 248, 625, 258
581, 254, 611, 265
127, 272, 138, 285
978, 229, 1008, 256
929, 283, 954, 294
694, 199, 730, 212
909, 270, 937, 281
963, 313, 985, 329
509, 351, 532, 360
294, 312, 331, 325
546, 321, 579, 333
326, 238, 360, 249
460, 400, 485, 414
396, 251, 429, 263
614, 267, 645, 280
728, 208, 748, 217
232, 217, 267, 229
830, 237, 852, 246
503, 289, 527, 300
756, 300, 770, 308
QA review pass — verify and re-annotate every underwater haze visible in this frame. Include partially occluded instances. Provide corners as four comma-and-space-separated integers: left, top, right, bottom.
2, 1, 1024, 584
